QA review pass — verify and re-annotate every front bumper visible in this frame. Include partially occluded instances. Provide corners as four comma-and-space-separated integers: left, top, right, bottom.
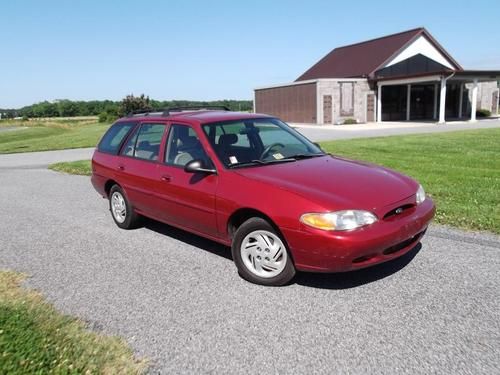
282, 198, 436, 272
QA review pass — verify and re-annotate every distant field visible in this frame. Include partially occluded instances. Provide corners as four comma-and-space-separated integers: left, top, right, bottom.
0, 118, 109, 153
0, 116, 98, 127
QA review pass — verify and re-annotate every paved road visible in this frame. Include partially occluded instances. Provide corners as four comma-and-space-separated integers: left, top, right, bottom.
0, 153, 498, 374
0, 126, 27, 132
0, 147, 94, 169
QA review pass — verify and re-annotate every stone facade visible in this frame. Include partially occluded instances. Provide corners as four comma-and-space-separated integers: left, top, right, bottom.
467, 81, 499, 114
255, 78, 498, 125
316, 79, 374, 124
457, 81, 500, 116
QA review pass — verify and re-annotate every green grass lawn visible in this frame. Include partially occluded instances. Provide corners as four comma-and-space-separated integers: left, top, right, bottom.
0, 119, 109, 154
320, 128, 500, 234
49, 160, 92, 176
0, 271, 145, 374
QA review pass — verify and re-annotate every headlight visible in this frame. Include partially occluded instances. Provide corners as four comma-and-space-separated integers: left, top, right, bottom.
300, 210, 378, 231
416, 184, 426, 205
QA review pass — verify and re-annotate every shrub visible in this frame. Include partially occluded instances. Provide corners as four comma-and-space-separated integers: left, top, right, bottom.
120, 94, 151, 116
98, 107, 119, 123
476, 109, 491, 118
98, 112, 109, 123
343, 118, 358, 125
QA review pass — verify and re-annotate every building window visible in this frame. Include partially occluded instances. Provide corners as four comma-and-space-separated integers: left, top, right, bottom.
340, 82, 354, 116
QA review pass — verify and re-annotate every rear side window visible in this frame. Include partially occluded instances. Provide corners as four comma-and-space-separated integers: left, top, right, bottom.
98, 122, 135, 154
121, 123, 166, 161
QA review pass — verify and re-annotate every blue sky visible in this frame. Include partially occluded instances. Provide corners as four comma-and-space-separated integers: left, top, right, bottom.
1, 0, 499, 108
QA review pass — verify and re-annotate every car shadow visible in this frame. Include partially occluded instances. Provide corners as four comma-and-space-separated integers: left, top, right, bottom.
142, 218, 422, 289
143, 218, 233, 261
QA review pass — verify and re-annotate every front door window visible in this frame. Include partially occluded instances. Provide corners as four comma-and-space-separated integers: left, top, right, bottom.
165, 124, 211, 167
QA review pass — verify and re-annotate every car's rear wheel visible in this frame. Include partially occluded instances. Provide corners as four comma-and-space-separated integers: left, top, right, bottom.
231, 217, 296, 286
109, 185, 141, 229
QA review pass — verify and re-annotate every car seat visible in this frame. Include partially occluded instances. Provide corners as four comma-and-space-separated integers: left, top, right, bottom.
174, 136, 204, 166
217, 134, 238, 162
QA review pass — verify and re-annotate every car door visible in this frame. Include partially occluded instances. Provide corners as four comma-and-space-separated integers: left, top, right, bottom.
155, 122, 219, 237
116, 122, 168, 218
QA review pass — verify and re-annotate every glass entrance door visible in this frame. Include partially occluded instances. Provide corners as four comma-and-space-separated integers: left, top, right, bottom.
410, 84, 435, 120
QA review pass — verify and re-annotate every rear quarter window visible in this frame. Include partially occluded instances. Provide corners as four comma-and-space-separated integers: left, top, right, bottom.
97, 122, 136, 154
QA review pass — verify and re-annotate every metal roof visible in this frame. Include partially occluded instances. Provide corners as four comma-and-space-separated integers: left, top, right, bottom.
296, 27, 462, 81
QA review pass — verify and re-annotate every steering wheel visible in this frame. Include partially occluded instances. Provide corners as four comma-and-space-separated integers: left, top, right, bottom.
259, 142, 285, 160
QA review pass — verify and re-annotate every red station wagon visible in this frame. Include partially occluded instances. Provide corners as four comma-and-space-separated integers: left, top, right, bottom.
91, 106, 435, 286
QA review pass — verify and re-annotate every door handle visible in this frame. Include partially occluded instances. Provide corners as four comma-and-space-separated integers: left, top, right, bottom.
161, 175, 171, 182
117, 164, 125, 171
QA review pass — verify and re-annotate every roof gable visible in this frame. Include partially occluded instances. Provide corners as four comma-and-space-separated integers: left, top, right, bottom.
384, 35, 455, 70
296, 28, 462, 81
375, 53, 451, 79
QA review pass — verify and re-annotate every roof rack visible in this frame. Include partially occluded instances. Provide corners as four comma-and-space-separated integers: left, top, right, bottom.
127, 105, 231, 117
162, 105, 231, 116
126, 109, 161, 117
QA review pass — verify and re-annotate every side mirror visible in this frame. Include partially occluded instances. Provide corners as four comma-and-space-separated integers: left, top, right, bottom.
184, 159, 217, 174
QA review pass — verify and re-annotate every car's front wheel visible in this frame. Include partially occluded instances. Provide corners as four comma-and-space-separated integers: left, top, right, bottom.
109, 185, 141, 229
231, 217, 296, 286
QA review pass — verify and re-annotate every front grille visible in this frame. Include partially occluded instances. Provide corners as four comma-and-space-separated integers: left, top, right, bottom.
383, 204, 415, 220
382, 231, 424, 255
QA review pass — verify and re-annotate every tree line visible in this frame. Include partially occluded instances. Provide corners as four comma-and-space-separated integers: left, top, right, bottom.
0, 95, 253, 121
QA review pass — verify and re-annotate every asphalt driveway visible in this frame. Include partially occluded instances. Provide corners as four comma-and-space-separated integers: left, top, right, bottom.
0, 153, 498, 373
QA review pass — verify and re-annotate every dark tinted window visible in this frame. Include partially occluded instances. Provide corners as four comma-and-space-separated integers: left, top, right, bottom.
121, 123, 165, 161
98, 122, 135, 154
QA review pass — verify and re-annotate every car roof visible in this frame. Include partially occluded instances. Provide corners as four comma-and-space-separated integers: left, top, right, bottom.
115, 110, 273, 125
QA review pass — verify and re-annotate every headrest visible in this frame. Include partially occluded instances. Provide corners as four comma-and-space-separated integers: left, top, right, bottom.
219, 133, 238, 145
177, 136, 199, 149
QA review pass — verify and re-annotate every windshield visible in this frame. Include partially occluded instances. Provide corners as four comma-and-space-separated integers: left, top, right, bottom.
202, 118, 324, 168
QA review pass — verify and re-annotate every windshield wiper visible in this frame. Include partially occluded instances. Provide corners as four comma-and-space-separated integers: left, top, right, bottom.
287, 153, 326, 160
228, 158, 296, 169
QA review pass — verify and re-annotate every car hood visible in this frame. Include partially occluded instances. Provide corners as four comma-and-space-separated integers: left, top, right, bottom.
234, 155, 418, 211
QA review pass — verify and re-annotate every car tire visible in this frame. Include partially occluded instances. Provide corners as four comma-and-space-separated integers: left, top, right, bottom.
109, 185, 141, 229
231, 217, 296, 286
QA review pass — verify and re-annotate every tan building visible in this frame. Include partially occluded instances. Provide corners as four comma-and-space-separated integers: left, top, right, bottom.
254, 28, 500, 124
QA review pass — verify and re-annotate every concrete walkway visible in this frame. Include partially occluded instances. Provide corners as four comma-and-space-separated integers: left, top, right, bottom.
293, 119, 500, 142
